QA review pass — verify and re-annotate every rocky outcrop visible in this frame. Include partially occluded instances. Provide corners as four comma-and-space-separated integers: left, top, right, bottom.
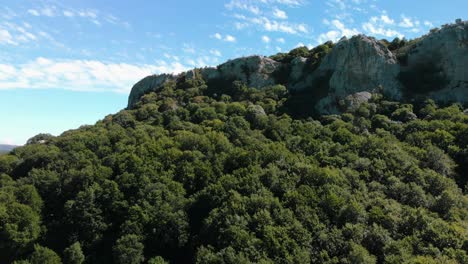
128, 56, 279, 108
343, 92, 373, 112
313, 35, 402, 113
209, 56, 280, 88
128, 74, 175, 107
401, 20, 468, 103
128, 20, 468, 112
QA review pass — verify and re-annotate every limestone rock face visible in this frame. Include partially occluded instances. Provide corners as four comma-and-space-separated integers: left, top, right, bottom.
128, 56, 279, 108
128, 21, 468, 112
402, 20, 468, 103
314, 35, 402, 113
289, 57, 308, 83
128, 74, 175, 107
212, 56, 280, 88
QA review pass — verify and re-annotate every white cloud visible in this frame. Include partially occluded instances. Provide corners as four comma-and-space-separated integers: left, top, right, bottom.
399, 16, 414, 28
262, 35, 271, 43
277, 37, 285, 43
225, 1, 261, 14
210, 49, 222, 56
317, 19, 359, 43
27, 9, 40, 16
260, 0, 305, 6
225, 34, 236, 42
272, 8, 288, 19
211, 33, 236, 41
28, 7, 57, 17
234, 14, 308, 34
63, 10, 75, 17
381, 15, 394, 25
363, 22, 403, 38
0, 28, 16, 45
0, 58, 191, 93
424, 20, 434, 27
41, 7, 56, 17
362, 15, 403, 38
182, 44, 196, 53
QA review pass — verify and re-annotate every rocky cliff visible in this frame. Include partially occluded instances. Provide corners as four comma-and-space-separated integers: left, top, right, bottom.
400, 20, 468, 102
128, 20, 468, 113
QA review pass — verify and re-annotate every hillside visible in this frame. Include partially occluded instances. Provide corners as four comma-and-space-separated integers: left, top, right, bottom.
0, 21, 467, 264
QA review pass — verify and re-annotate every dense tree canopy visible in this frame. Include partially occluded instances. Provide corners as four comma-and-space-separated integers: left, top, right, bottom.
0, 68, 466, 263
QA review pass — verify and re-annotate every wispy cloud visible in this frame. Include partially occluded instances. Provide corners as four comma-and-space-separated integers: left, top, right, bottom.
211, 33, 237, 42
399, 15, 414, 28
234, 14, 308, 34
25, 4, 130, 28
362, 15, 403, 38
210, 49, 222, 56
272, 8, 288, 19
317, 19, 359, 43
225, 34, 236, 42
225, 0, 309, 35
0, 28, 16, 45
225, 1, 261, 14
260, 0, 306, 7
262, 35, 270, 43
0, 58, 191, 93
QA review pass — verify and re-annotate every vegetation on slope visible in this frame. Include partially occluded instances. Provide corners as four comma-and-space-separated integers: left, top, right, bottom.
0, 68, 467, 264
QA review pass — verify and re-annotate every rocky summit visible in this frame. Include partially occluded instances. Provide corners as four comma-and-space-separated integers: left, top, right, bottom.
128, 20, 468, 114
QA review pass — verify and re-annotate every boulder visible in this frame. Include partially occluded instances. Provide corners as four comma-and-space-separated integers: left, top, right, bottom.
344, 91, 373, 111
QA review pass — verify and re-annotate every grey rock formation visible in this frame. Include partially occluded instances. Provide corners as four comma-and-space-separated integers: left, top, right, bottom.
212, 56, 280, 88
401, 20, 468, 103
128, 74, 175, 107
128, 20, 468, 112
344, 91, 373, 112
128, 56, 279, 108
289, 57, 308, 83
313, 35, 402, 113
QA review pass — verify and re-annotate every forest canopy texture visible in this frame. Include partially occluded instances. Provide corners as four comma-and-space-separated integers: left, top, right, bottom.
0, 51, 467, 263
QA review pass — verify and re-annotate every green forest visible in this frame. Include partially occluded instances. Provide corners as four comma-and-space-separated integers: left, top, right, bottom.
0, 66, 467, 263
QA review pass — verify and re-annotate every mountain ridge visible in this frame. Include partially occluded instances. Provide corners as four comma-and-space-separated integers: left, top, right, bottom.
128, 19, 468, 114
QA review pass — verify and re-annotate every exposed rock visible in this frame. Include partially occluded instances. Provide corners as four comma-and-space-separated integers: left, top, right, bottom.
314, 35, 401, 113
128, 74, 175, 107
344, 92, 373, 111
128, 56, 279, 108
212, 56, 280, 88
401, 20, 468, 103
128, 20, 468, 112
289, 57, 308, 83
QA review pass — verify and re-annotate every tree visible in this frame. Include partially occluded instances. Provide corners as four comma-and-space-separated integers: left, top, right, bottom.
348, 243, 377, 264
30, 245, 61, 264
63, 242, 85, 264
113, 234, 145, 264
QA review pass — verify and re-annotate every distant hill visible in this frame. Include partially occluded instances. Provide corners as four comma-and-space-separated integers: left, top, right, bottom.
0, 144, 17, 153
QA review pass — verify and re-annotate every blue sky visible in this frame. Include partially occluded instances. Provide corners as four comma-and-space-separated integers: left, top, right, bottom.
0, 0, 466, 145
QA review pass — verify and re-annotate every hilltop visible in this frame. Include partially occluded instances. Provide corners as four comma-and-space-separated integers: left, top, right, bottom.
0, 20, 467, 264
129, 19, 468, 115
